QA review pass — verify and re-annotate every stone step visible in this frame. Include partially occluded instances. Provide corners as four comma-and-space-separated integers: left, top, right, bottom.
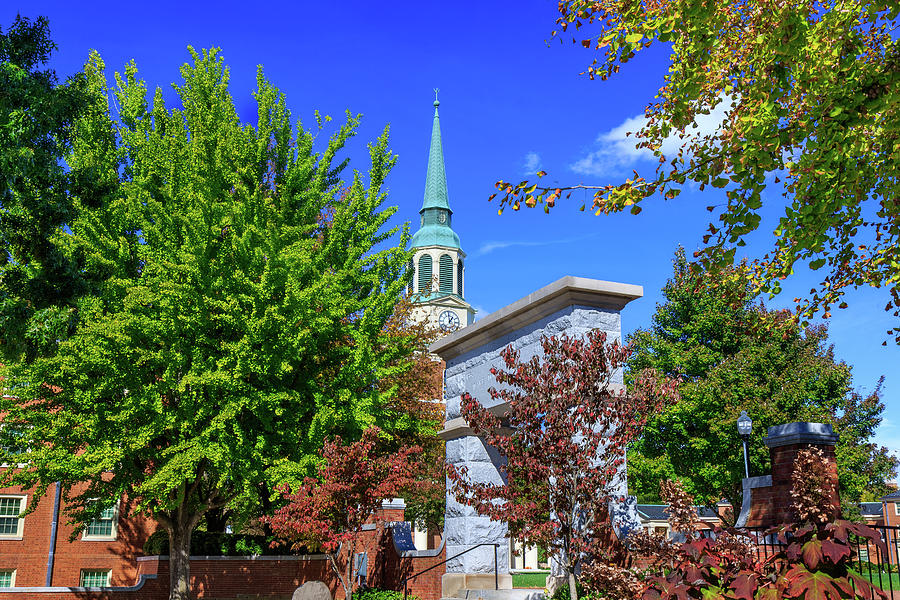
450, 589, 546, 600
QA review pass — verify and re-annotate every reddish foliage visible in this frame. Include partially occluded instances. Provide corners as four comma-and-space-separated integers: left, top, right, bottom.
266, 427, 436, 600
639, 452, 889, 600
447, 330, 678, 591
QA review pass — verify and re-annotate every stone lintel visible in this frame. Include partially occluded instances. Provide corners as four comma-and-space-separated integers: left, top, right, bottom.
438, 403, 511, 440
764, 422, 839, 448
429, 276, 642, 361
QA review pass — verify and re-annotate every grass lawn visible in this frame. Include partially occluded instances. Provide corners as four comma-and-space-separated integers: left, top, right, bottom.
852, 568, 900, 591
512, 572, 549, 589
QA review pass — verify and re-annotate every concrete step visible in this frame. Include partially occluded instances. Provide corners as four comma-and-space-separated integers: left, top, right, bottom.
450, 589, 546, 600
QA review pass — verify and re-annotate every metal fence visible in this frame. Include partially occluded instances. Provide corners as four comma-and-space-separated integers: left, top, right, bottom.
738, 524, 900, 600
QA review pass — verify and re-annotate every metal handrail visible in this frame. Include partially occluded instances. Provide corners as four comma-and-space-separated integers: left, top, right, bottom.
402, 542, 499, 600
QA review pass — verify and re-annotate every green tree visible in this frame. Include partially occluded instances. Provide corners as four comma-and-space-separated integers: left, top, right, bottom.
490, 0, 900, 341
0, 15, 87, 361
0, 47, 419, 600
627, 250, 897, 519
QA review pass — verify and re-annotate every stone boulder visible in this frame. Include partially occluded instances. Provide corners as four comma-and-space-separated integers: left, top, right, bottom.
292, 581, 332, 600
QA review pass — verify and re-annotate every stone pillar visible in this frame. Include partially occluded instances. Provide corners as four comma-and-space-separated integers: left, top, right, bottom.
429, 276, 642, 597
736, 422, 840, 528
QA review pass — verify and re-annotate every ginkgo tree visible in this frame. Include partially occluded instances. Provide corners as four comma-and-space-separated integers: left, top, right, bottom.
0, 47, 421, 600
491, 0, 900, 342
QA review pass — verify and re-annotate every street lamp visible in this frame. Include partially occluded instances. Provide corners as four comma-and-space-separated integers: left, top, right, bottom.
737, 410, 752, 479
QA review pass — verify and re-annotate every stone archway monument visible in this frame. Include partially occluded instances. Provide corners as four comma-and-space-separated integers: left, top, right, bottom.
429, 276, 643, 598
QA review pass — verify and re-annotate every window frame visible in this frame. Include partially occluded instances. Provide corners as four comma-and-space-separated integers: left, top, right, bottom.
80, 569, 112, 588
0, 569, 15, 588
894, 502, 900, 517
0, 495, 27, 540
82, 500, 120, 541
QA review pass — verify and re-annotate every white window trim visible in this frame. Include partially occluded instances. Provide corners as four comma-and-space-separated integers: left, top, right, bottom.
0, 569, 15, 587
80, 569, 111, 587
894, 502, 900, 517
0, 495, 27, 540
81, 500, 120, 541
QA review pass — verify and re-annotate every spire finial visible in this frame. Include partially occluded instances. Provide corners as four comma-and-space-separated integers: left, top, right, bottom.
433, 88, 440, 107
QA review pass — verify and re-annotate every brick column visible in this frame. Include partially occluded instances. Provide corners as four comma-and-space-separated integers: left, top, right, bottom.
738, 422, 839, 528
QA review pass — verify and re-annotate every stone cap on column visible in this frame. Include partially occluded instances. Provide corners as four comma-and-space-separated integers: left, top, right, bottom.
429, 276, 643, 361
763, 422, 839, 448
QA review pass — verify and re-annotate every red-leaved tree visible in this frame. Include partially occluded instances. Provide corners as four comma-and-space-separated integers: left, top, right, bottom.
267, 427, 435, 600
447, 330, 678, 600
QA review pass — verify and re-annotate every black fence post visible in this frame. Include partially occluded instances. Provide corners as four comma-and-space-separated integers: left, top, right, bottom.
494, 544, 498, 590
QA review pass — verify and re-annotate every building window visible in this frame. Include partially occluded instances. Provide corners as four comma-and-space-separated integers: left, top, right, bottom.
417, 255, 432, 293
894, 503, 900, 516
0, 425, 27, 457
0, 496, 25, 538
439, 254, 453, 293
80, 570, 111, 587
0, 570, 15, 588
457, 258, 463, 296
83, 502, 118, 540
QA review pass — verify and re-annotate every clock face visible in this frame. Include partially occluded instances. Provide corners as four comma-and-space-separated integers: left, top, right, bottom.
438, 310, 460, 332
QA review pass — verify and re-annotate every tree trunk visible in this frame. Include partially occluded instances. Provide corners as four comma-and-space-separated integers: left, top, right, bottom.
344, 545, 354, 600
568, 572, 578, 600
168, 517, 195, 600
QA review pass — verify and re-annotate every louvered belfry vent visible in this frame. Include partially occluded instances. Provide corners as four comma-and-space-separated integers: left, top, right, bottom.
418, 255, 432, 293
439, 254, 453, 293
457, 258, 463, 296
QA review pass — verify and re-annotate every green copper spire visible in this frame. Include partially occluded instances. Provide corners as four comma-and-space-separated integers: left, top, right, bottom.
422, 98, 451, 212
411, 94, 461, 250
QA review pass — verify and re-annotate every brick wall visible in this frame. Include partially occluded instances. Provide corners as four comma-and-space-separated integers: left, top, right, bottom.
1, 501, 446, 600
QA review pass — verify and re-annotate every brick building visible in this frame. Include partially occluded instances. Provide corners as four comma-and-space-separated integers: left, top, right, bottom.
0, 481, 157, 589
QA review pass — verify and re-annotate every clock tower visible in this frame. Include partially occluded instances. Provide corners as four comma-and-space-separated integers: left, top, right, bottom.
409, 96, 475, 333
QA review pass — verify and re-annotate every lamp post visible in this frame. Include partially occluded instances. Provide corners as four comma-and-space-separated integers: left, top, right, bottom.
737, 410, 752, 479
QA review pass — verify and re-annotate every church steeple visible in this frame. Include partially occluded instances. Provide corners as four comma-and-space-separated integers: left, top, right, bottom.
422, 99, 451, 212
411, 97, 461, 251
409, 95, 475, 330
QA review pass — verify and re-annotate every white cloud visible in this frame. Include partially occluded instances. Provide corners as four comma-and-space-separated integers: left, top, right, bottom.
523, 151, 542, 175
474, 231, 603, 258
571, 102, 731, 176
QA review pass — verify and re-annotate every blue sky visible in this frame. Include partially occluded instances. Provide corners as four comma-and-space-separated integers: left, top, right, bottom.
13, 0, 898, 465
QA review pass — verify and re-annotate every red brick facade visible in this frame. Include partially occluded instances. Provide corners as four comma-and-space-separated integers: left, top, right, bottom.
0, 482, 158, 588
0, 484, 445, 599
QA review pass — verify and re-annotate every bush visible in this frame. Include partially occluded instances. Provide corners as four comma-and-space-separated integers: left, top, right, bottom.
551, 581, 585, 600
355, 588, 417, 600
142, 530, 297, 556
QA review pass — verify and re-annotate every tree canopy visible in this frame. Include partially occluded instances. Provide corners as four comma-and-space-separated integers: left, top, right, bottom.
627, 250, 898, 517
0, 46, 420, 600
0, 15, 87, 359
491, 0, 900, 341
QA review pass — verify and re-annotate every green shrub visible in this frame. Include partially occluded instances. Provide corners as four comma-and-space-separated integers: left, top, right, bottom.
550, 581, 585, 600
355, 588, 417, 600
142, 530, 296, 556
